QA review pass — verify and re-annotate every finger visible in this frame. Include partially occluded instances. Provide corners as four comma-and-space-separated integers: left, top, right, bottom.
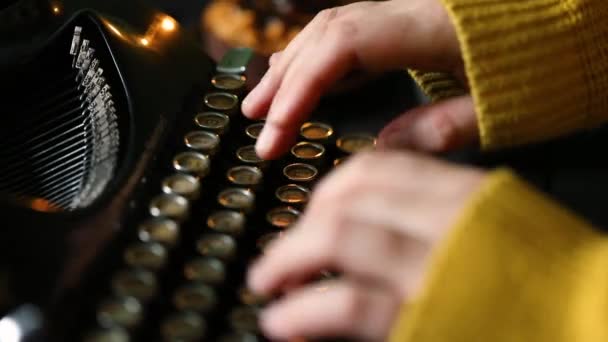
241, 9, 333, 120
268, 51, 283, 67
260, 279, 400, 341
248, 218, 411, 297
376, 95, 478, 152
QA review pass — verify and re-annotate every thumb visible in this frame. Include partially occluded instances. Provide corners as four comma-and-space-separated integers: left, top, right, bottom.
377, 95, 478, 152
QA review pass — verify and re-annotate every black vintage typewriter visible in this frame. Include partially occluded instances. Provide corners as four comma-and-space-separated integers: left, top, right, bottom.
0, 0, 417, 341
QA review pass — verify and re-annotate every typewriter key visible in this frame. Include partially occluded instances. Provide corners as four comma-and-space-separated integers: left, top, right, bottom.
291, 141, 325, 162
97, 296, 143, 328
245, 122, 264, 140
149, 194, 189, 222
208, 210, 246, 236
111, 269, 158, 301
138, 218, 179, 247
173, 152, 211, 178
194, 112, 230, 135
236, 145, 267, 167
162, 173, 200, 200
196, 234, 237, 261
212, 74, 246, 91
336, 134, 377, 154
229, 306, 260, 333
161, 311, 206, 341
256, 232, 281, 252
275, 184, 310, 205
300, 122, 334, 142
238, 287, 270, 306
174, 283, 218, 313
124, 242, 168, 271
218, 332, 258, 342
84, 327, 130, 342
205, 92, 239, 112
227, 166, 263, 188
267, 206, 301, 229
218, 188, 255, 213
184, 257, 226, 285
283, 163, 318, 183
184, 130, 220, 156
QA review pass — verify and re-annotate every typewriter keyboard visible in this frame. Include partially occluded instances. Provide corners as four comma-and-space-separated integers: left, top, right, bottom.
81, 50, 377, 342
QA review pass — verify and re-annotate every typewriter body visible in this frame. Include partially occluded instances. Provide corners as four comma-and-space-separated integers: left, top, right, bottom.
0, 1, 413, 341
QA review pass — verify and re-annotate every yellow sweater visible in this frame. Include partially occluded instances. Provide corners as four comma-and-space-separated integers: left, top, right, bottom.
392, 0, 608, 341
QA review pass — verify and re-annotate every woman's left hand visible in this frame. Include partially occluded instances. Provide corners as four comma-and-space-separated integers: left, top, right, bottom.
247, 150, 486, 341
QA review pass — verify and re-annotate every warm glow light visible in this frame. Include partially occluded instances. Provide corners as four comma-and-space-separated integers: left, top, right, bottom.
160, 16, 177, 32
106, 23, 123, 38
52, 6, 60, 14
140, 38, 150, 46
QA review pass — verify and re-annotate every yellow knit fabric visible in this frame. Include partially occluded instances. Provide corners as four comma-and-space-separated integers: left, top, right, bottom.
390, 170, 608, 341
390, 0, 608, 341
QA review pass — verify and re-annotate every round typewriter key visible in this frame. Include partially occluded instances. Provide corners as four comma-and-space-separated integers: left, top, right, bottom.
275, 184, 310, 205
229, 306, 260, 333
236, 145, 267, 167
111, 269, 158, 301
149, 193, 189, 222
291, 141, 325, 162
238, 287, 270, 306
138, 218, 179, 247
174, 283, 218, 313
196, 234, 237, 260
256, 232, 281, 252
212, 74, 246, 91
205, 92, 238, 112
267, 206, 301, 229
161, 173, 200, 200
173, 152, 211, 178
283, 163, 318, 183
84, 327, 130, 342
124, 242, 168, 271
336, 134, 377, 154
245, 122, 264, 140
184, 257, 226, 285
218, 332, 258, 342
208, 210, 246, 236
184, 130, 220, 156
161, 311, 206, 341
227, 166, 263, 188
97, 296, 143, 328
194, 112, 230, 135
218, 188, 255, 213
300, 122, 334, 142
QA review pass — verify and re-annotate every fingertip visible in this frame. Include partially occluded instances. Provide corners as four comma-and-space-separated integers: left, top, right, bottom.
260, 305, 289, 339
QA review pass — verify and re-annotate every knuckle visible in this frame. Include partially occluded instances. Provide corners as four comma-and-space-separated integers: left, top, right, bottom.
328, 17, 359, 40
338, 285, 366, 324
430, 111, 457, 150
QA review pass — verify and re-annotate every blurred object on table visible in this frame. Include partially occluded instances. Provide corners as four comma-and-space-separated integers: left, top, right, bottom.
201, 0, 369, 88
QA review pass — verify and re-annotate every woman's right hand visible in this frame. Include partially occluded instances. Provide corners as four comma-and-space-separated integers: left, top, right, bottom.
240, 0, 478, 160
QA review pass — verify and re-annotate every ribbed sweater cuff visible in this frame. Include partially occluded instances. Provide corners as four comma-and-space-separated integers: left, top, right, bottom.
407, 70, 467, 102
389, 169, 608, 341
439, 0, 601, 149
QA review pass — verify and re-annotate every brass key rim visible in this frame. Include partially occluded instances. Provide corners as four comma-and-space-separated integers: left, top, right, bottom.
227, 166, 263, 187
196, 234, 237, 260
149, 193, 190, 221
218, 187, 255, 211
124, 242, 168, 271
111, 269, 158, 301
207, 210, 246, 236
204, 92, 239, 111
300, 122, 334, 141
194, 112, 230, 134
161, 173, 201, 199
266, 206, 301, 229
173, 283, 218, 313
245, 122, 264, 140
275, 184, 311, 204
184, 257, 226, 284
184, 130, 220, 155
283, 163, 318, 182
212, 74, 246, 90
336, 133, 377, 154
161, 311, 207, 341
97, 295, 143, 328
291, 141, 325, 160
138, 217, 179, 246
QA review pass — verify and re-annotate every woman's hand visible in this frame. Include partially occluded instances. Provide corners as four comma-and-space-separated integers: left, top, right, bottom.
241, 0, 477, 160
247, 151, 486, 341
